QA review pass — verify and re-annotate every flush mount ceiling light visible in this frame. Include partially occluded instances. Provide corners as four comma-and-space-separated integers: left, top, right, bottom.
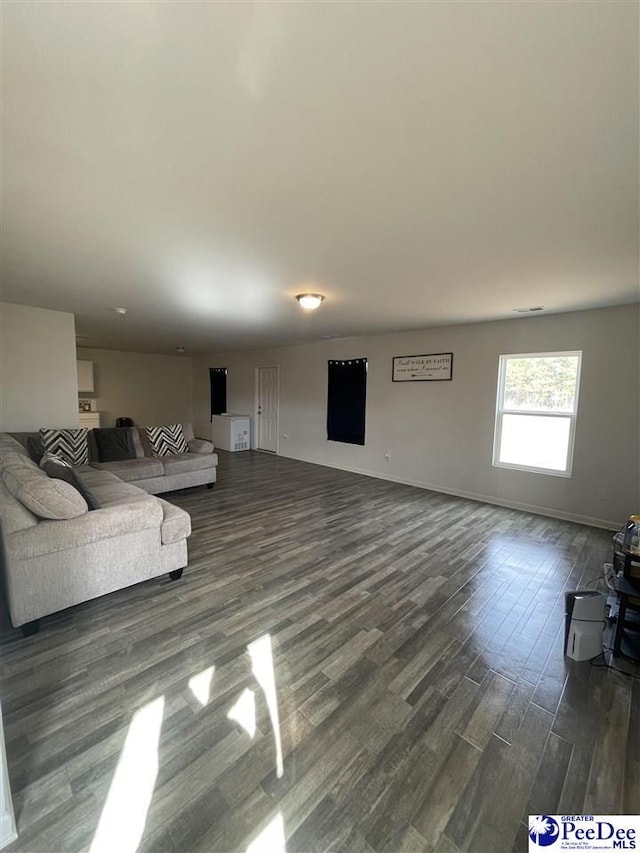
112, 307, 128, 315
513, 306, 545, 314
175, 346, 186, 353
295, 293, 325, 311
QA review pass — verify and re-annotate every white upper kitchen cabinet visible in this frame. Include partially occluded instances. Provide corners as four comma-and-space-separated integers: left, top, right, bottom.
77, 360, 94, 393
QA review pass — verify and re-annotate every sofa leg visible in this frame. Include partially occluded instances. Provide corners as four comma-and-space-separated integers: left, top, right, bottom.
169, 568, 184, 581
21, 620, 40, 637
206, 482, 214, 490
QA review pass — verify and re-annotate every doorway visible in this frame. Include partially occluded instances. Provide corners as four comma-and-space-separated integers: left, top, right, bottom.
255, 365, 279, 453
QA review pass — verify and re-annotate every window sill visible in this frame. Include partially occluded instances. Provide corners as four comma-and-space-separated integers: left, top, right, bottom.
492, 460, 572, 478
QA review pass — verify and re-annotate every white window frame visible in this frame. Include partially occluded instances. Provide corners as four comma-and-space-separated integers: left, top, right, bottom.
492, 350, 582, 478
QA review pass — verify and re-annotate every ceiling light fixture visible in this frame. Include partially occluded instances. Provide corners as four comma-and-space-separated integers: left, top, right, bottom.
112, 307, 128, 315
295, 293, 325, 311
175, 346, 186, 353
513, 306, 544, 314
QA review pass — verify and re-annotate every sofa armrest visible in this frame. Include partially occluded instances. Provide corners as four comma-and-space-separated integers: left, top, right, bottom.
188, 438, 214, 454
7, 497, 164, 560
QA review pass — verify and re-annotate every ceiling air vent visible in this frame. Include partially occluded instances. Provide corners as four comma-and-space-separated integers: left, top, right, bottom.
513, 306, 545, 314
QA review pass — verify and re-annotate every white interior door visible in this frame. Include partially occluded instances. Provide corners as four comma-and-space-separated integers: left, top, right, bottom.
256, 366, 278, 453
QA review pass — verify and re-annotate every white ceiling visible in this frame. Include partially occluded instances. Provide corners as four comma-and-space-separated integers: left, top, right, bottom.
1, 1, 638, 354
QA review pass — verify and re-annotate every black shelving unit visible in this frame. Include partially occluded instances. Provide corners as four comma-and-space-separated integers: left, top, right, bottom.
611, 548, 640, 660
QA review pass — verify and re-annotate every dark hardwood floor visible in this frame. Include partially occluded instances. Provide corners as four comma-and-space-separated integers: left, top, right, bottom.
1, 451, 638, 852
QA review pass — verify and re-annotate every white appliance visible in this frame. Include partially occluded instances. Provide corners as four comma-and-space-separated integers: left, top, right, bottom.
211, 414, 250, 452
564, 590, 606, 661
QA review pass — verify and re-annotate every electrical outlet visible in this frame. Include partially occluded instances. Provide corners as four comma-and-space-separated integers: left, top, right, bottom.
596, 488, 607, 501
384, 450, 390, 461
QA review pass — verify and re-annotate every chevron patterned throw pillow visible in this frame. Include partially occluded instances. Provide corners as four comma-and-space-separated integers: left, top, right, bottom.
146, 424, 189, 457
40, 428, 89, 466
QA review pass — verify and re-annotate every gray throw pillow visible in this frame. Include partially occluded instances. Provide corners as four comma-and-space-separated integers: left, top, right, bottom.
39, 452, 100, 510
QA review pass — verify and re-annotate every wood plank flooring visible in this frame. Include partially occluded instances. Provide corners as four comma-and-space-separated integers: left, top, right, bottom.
1, 451, 638, 852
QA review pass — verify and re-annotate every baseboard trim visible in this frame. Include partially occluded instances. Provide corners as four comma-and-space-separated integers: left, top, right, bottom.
280, 452, 620, 531
0, 815, 17, 850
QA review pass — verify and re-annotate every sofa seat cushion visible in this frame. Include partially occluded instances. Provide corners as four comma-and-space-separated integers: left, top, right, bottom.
157, 498, 191, 544
2, 463, 88, 520
75, 469, 149, 508
90, 458, 164, 482
74, 467, 121, 486
161, 452, 217, 476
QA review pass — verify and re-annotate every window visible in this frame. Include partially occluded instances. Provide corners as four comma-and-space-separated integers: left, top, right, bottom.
327, 358, 367, 445
209, 368, 227, 417
493, 351, 582, 476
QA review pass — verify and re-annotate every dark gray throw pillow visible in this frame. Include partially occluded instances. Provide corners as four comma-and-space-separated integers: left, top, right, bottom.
26, 434, 46, 464
39, 453, 100, 510
93, 428, 136, 463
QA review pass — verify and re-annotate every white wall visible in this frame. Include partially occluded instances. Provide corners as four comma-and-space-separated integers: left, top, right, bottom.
0, 302, 78, 431
76, 348, 193, 429
193, 304, 639, 528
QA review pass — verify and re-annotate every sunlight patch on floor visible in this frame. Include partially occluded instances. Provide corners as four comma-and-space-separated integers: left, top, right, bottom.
189, 665, 215, 706
245, 811, 287, 853
227, 687, 257, 738
89, 695, 164, 853
248, 634, 283, 778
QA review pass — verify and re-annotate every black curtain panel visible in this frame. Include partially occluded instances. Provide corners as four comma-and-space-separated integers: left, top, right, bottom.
327, 358, 367, 445
209, 368, 228, 417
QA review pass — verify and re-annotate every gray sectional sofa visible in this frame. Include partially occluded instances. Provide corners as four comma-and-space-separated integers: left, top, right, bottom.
0, 424, 216, 635
13, 423, 218, 494
88, 423, 217, 492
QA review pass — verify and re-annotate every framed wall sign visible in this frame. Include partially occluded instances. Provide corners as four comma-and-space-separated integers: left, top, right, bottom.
392, 352, 453, 382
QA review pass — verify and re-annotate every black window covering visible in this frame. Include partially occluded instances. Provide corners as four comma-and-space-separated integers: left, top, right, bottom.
327, 358, 367, 445
209, 368, 228, 417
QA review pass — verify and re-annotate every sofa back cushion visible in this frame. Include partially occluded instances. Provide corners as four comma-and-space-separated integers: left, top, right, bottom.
131, 428, 146, 458
2, 463, 88, 519
2, 432, 48, 465
0, 448, 39, 476
93, 428, 136, 463
0, 480, 38, 534
40, 428, 89, 466
146, 424, 189, 457
0, 433, 29, 455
